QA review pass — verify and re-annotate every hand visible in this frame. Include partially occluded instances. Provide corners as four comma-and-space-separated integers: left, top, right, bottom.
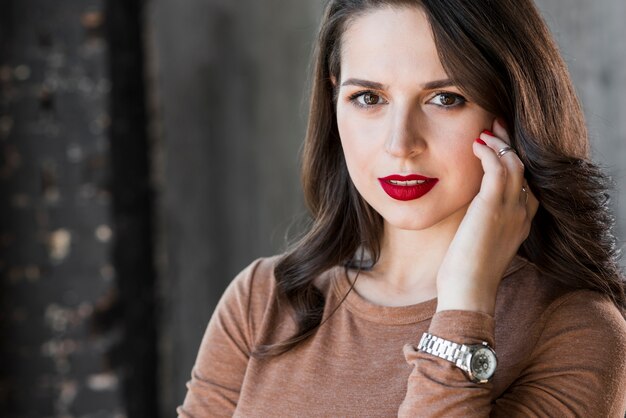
435, 119, 540, 315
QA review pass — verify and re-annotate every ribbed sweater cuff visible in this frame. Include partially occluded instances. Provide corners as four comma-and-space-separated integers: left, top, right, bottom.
427, 310, 495, 348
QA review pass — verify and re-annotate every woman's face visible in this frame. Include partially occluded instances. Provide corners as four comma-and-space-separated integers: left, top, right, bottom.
335, 6, 494, 232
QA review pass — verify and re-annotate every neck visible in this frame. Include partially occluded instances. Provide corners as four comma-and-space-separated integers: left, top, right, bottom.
352, 208, 466, 306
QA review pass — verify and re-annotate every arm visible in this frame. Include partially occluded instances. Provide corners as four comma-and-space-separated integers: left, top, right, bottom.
399, 291, 626, 417
177, 260, 261, 417
491, 291, 626, 417
399, 310, 495, 417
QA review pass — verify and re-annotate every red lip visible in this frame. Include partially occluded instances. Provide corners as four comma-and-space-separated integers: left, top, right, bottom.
378, 174, 439, 201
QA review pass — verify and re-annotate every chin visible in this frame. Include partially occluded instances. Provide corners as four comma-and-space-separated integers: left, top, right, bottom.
376, 207, 441, 231
378, 203, 469, 232
385, 216, 444, 231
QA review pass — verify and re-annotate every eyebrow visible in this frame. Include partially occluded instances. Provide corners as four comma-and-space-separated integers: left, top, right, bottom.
340, 78, 455, 90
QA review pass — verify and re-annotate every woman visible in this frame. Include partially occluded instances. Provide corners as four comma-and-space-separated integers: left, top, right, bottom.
179, 0, 626, 416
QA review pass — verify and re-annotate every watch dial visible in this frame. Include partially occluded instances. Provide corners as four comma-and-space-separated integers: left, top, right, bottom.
470, 347, 497, 381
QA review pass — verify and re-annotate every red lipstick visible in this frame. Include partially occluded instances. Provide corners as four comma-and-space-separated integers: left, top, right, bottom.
378, 174, 439, 201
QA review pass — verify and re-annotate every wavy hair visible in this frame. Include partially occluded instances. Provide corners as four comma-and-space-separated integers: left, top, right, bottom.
251, 0, 625, 358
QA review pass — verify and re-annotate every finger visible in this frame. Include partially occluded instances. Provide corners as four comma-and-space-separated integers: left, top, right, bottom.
521, 186, 540, 241
491, 118, 524, 171
473, 139, 508, 202
525, 184, 540, 219
479, 131, 525, 205
491, 119, 510, 145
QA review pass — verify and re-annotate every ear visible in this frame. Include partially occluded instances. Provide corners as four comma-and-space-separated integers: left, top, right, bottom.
495, 116, 508, 131
330, 75, 337, 87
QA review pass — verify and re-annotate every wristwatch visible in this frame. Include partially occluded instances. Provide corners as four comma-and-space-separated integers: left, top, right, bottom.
417, 332, 497, 383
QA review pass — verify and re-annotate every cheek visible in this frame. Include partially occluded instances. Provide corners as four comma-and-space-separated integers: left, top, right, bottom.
436, 137, 484, 190
340, 134, 372, 182
454, 150, 484, 196
337, 113, 380, 172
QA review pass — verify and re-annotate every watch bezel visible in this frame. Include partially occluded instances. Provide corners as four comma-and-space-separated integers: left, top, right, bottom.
464, 343, 497, 383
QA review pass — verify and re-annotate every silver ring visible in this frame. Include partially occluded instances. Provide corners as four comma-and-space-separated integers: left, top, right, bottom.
497, 146, 516, 158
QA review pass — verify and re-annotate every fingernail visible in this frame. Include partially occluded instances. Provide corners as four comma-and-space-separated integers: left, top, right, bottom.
482, 129, 494, 136
475, 138, 487, 145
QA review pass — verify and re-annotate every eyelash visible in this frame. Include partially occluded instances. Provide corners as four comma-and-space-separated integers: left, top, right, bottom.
347, 90, 467, 110
347, 91, 387, 109
430, 91, 467, 109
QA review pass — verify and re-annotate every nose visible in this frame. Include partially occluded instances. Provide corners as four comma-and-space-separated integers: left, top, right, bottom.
384, 106, 426, 158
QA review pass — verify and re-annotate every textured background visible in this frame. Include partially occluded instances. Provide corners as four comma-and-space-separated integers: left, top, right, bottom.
0, 0, 624, 416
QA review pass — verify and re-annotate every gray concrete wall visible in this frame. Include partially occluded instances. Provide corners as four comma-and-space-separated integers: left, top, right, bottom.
535, 0, 626, 251
146, 0, 325, 413
146, 0, 626, 414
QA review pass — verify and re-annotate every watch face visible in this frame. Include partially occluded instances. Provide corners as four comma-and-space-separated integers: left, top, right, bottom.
470, 347, 497, 382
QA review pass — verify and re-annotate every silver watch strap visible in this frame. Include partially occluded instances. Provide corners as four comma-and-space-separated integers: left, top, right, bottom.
417, 332, 471, 372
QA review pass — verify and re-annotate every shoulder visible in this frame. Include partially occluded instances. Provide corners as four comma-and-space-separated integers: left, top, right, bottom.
223, 255, 282, 312
219, 255, 292, 344
496, 256, 625, 331
495, 257, 567, 340
229, 255, 281, 289
494, 256, 626, 361
538, 289, 626, 348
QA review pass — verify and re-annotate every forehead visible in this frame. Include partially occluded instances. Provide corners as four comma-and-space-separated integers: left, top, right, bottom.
340, 6, 447, 83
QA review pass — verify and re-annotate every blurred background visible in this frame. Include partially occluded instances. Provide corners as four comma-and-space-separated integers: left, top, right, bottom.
0, 0, 624, 416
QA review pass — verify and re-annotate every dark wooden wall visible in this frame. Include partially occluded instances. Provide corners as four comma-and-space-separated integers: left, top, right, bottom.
0, 0, 126, 416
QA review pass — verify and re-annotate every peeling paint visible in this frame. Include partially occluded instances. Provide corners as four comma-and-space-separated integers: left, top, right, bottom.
48, 229, 71, 262
11, 308, 28, 322
86, 373, 118, 391
35, 209, 50, 229
100, 264, 115, 281
24, 265, 41, 282
78, 183, 98, 200
44, 304, 74, 332
41, 161, 60, 203
0, 65, 12, 82
41, 338, 79, 358
48, 52, 66, 68
97, 78, 111, 94
0, 143, 22, 179
13, 65, 31, 81
0, 115, 13, 139
11, 193, 31, 208
77, 76, 95, 94
95, 225, 112, 242
39, 85, 54, 111
77, 302, 93, 318
0, 232, 15, 248
80, 11, 105, 30
66, 144, 83, 163
57, 379, 78, 410
7, 266, 24, 284
89, 118, 104, 135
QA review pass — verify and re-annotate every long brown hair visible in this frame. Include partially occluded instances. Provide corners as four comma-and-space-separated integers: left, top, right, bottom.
251, 0, 626, 358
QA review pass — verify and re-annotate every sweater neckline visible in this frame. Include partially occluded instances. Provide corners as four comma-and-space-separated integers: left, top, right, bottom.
330, 255, 529, 325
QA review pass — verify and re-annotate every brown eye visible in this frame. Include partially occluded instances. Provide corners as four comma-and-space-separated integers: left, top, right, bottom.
349, 91, 388, 108
363, 92, 381, 105
429, 92, 467, 108
439, 94, 456, 106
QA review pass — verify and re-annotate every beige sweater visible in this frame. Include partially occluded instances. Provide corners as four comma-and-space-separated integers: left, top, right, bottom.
178, 255, 626, 417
